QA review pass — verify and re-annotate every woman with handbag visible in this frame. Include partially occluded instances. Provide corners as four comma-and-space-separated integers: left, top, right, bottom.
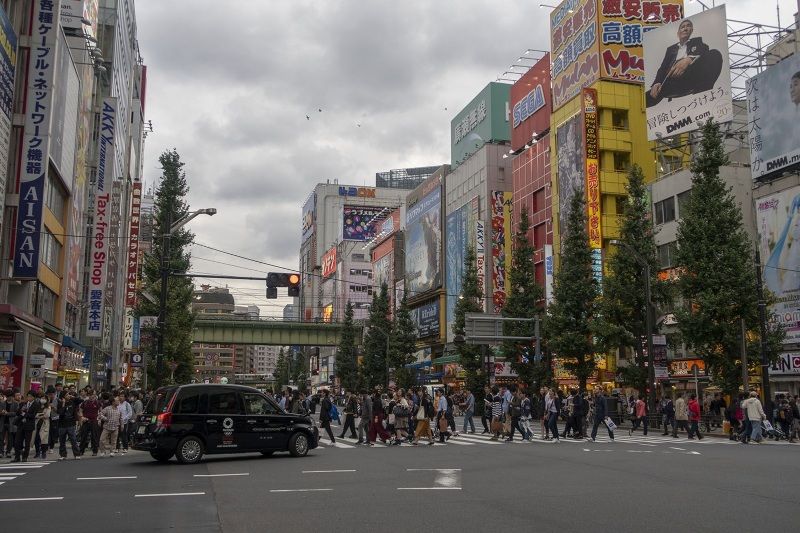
412, 390, 435, 446
392, 391, 410, 445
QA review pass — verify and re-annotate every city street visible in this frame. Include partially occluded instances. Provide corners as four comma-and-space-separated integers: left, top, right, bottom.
1, 427, 797, 533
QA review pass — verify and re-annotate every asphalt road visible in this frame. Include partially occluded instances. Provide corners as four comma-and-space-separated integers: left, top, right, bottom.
1, 426, 798, 533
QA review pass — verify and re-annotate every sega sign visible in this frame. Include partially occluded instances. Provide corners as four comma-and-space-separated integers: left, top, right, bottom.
512, 85, 546, 128
338, 186, 375, 198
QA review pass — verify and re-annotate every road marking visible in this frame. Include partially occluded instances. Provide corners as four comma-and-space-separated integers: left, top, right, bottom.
77, 476, 138, 480
685, 451, 702, 455
134, 492, 206, 498
0, 477, 21, 481
669, 447, 686, 451
626, 450, 653, 453
397, 487, 462, 490
302, 470, 356, 474
193, 473, 250, 477
0, 473, 25, 476
0, 465, 45, 469
0, 497, 64, 502
269, 489, 333, 493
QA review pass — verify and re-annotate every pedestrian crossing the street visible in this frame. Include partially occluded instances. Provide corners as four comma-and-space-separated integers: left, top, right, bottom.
315, 430, 799, 449
0, 461, 54, 487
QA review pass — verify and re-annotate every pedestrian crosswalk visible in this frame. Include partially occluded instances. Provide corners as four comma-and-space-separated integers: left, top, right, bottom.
0, 461, 54, 487
315, 430, 799, 449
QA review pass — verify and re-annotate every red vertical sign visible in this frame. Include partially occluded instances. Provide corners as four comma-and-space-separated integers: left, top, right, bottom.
125, 182, 142, 307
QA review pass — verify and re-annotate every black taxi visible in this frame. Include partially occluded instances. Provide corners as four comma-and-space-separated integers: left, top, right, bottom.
132, 384, 318, 463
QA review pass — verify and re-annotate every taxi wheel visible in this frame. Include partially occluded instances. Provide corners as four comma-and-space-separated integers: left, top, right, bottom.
260, 450, 274, 457
288, 432, 309, 457
150, 450, 174, 463
176, 436, 205, 464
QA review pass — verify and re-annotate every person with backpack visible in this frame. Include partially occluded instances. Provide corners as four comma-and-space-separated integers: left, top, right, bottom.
412, 389, 435, 445
318, 389, 336, 444
660, 395, 675, 436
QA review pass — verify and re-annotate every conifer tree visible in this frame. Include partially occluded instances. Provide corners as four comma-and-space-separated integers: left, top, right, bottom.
362, 282, 391, 388
454, 246, 485, 405
274, 347, 290, 387
336, 301, 360, 393
389, 295, 418, 390
137, 149, 195, 384
545, 194, 599, 392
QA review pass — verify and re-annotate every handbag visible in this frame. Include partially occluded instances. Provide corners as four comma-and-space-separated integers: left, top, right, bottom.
416, 406, 426, 421
438, 416, 449, 433
388, 413, 396, 425
490, 419, 503, 433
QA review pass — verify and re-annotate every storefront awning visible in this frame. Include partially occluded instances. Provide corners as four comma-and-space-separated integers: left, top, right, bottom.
431, 354, 460, 365
11, 316, 44, 336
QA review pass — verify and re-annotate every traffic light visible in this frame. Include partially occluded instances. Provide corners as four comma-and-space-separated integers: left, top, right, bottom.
266, 272, 301, 299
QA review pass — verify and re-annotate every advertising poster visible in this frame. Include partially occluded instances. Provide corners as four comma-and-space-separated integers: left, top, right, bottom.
301, 192, 315, 242
770, 353, 800, 375
758, 188, 800, 344
14, 0, 61, 278
343, 205, 383, 241
405, 187, 442, 294
125, 182, 142, 306
0, 4, 16, 253
490, 191, 513, 313
583, 88, 601, 249
321, 246, 337, 278
373, 252, 392, 290
556, 114, 584, 245
598, 0, 684, 83
550, 0, 599, 111
544, 244, 555, 303
446, 204, 469, 340
644, 5, 732, 140
476, 219, 486, 311
411, 299, 440, 339
747, 53, 800, 180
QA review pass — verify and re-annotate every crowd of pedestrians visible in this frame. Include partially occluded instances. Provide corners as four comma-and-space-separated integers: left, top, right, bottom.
0, 384, 147, 462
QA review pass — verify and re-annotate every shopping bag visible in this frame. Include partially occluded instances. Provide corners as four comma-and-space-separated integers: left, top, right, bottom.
604, 417, 617, 431
763, 420, 774, 432
438, 416, 449, 433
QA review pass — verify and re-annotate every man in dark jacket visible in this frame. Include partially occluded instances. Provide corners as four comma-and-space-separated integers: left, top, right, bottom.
338, 391, 358, 439
646, 18, 724, 107
318, 389, 335, 444
590, 390, 615, 442
58, 392, 81, 460
13, 391, 40, 462
356, 390, 372, 445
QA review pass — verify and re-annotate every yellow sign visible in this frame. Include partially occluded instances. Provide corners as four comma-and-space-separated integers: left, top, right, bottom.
598, 0, 684, 83
322, 304, 333, 323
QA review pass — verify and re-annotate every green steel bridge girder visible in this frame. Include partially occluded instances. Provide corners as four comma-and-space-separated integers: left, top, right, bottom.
192, 319, 363, 346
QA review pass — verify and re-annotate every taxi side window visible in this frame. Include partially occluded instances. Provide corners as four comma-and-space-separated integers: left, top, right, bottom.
243, 394, 276, 415
175, 392, 200, 414
208, 391, 242, 415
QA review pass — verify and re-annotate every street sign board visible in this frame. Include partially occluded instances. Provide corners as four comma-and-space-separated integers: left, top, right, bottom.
29, 353, 46, 365
463, 313, 537, 345
130, 353, 144, 368
29, 367, 42, 378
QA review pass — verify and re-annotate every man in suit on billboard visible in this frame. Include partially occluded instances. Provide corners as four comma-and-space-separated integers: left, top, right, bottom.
646, 18, 723, 107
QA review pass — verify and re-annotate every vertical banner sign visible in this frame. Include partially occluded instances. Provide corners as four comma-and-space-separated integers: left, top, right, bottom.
125, 181, 142, 306
583, 88, 601, 248
13, 0, 61, 277
86, 97, 117, 338
544, 244, 555, 304
123, 308, 134, 350
0, 4, 17, 252
475, 220, 486, 312
490, 191, 513, 313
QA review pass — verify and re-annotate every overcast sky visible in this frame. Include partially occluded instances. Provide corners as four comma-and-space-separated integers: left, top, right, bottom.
135, 0, 797, 316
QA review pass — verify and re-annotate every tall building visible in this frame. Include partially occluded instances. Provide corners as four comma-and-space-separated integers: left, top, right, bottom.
192, 286, 236, 383
375, 166, 439, 190
0, 0, 145, 392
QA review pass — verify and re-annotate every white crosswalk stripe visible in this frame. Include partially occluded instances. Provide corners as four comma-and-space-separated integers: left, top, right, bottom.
0, 461, 51, 488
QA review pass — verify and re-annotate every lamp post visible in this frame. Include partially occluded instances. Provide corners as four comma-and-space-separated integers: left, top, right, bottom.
155, 207, 217, 390
610, 239, 656, 413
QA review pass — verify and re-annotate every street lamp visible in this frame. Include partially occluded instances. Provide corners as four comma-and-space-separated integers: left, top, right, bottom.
155, 207, 217, 389
610, 239, 657, 413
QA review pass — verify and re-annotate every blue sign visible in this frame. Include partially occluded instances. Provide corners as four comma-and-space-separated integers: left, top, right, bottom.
446, 204, 469, 335
132, 317, 140, 348
82, 348, 91, 369
0, 350, 12, 365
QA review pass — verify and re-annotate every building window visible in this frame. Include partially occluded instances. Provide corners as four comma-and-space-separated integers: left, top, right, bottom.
657, 241, 678, 269
41, 231, 62, 272
613, 152, 630, 172
653, 197, 676, 225
533, 188, 546, 213
677, 190, 691, 218
611, 109, 628, 130
351, 253, 365, 262
661, 154, 683, 174
533, 223, 546, 251
44, 171, 66, 221
35, 284, 57, 325
615, 196, 627, 215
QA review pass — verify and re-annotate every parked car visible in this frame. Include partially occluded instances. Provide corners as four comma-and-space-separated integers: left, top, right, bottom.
132, 383, 318, 463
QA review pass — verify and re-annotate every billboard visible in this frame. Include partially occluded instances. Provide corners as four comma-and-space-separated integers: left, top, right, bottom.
550, 0, 599, 111
583, 88, 601, 249
301, 192, 315, 242
747, 53, 800, 180
411, 299, 440, 339
86, 97, 117, 338
451, 82, 511, 166
758, 188, 800, 344
405, 186, 442, 294
644, 5, 732, 140
770, 353, 800, 375
342, 205, 383, 241
373, 251, 392, 290
125, 182, 142, 307
490, 191, 513, 313
556, 114, 584, 244
0, 4, 16, 253
446, 203, 469, 340
598, 0, 684, 83
510, 54, 551, 151
321, 246, 337, 278
13, 0, 60, 278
